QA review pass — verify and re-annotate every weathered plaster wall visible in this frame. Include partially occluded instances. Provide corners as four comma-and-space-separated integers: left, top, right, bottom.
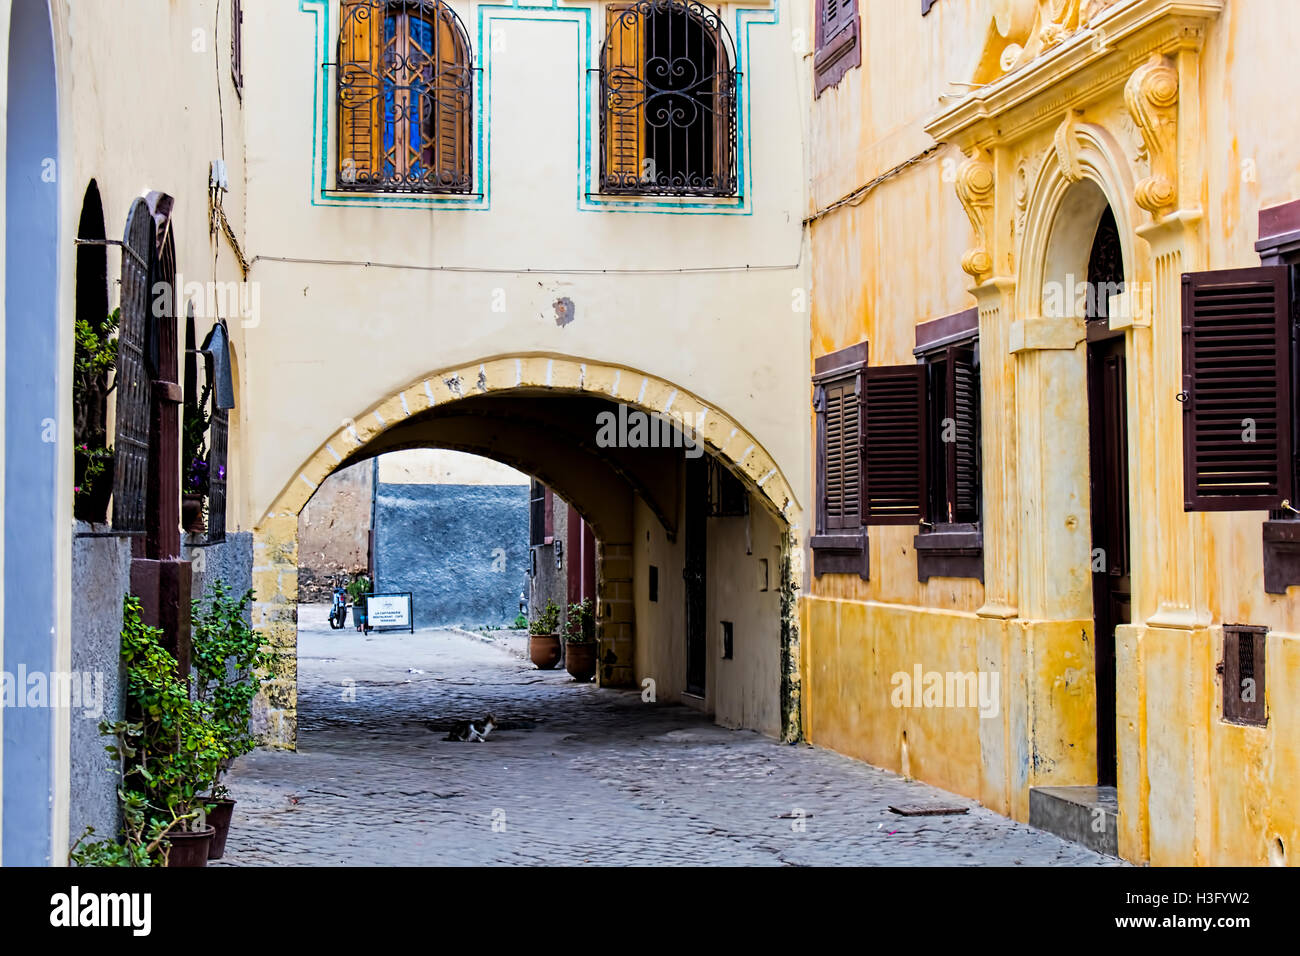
238, 1, 809, 535
708, 503, 784, 736
632, 480, 785, 737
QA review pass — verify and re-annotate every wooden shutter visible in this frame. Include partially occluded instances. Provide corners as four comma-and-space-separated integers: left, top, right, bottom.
822, 0, 856, 44
604, 4, 645, 188
711, 22, 734, 194
338, 0, 382, 187
821, 377, 864, 530
434, 8, 470, 189
231, 0, 243, 94
952, 344, 981, 522
1181, 266, 1293, 511
864, 365, 928, 524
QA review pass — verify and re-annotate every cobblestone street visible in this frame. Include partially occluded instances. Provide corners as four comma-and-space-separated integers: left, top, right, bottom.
217, 606, 1125, 866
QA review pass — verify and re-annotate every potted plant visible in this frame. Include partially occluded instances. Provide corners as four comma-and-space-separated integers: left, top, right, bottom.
563, 597, 597, 681
183, 456, 209, 533
192, 580, 269, 860
528, 599, 563, 670
70, 597, 223, 866
72, 309, 118, 523
346, 571, 372, 631
182, 373, 211, 534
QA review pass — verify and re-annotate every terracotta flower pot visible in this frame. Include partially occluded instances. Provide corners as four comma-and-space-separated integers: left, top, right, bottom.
529, 633, 562, 670
206, 799, 236, 860
165, 825, 215, 867
182, 492, 206, 534
564, 641, 597, 681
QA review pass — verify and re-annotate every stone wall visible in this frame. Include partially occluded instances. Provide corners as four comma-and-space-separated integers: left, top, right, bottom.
373, 482, 529, 628
297, 461, 372, 602
69, 523, 131, 849
186, 531, 254, 619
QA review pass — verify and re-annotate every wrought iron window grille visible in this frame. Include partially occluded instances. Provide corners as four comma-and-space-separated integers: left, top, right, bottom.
598, 1, 739, 198
335, 0, 475, 194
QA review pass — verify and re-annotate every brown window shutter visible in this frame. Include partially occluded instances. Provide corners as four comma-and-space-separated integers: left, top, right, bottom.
951, 343, 981, 523
603, 5, 644, 189
1182, 266, 1293, 511
814, 0, 861, 96
821, 377, 864, 529
434, 8, 471, 188
712, 22, 735, 195
338, 0, 383, 188
864, 365, 928, 524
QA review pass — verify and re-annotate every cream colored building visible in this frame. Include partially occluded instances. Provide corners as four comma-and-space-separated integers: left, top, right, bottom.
1, 0, 809, 862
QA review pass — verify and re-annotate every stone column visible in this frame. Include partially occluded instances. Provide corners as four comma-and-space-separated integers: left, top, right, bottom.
596, 540, 635, 687
251, 513, 300, 750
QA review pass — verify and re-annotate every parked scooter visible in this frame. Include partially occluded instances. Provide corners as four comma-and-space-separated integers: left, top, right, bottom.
328, 577, 348, 630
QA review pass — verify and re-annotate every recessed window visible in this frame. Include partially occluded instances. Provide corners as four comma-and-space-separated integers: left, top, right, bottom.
649, 564, 659, 602
720, 620, 733, 659
599, 1, 737, 197
337, 0, 473, 194
1222, 625, 1267, 726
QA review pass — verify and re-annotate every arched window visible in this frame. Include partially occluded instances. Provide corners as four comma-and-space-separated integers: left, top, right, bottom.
111, 199, 155, 534
600, 1, 737, 197
338, 0, 473, 193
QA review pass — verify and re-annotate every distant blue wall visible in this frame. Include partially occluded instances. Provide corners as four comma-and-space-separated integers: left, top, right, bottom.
4, 0, 60, 866
373, 483, 528, 628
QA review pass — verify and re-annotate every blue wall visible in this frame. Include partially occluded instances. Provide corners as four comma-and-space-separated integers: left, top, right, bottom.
373, 483, 529, 628
4, 0, 60, 866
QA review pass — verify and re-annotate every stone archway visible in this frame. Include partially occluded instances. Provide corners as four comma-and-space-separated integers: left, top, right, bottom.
252, 354, 801, 750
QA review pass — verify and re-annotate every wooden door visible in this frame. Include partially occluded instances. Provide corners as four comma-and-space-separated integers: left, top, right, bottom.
1087, 334, 1131, 787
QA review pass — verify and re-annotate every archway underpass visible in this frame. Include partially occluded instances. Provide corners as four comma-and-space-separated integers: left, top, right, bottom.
253, 374, 801, 753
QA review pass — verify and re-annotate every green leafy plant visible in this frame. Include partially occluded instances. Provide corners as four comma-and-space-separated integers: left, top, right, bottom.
529, 599, 561, 637
512, 612, 528, 630
71, 596, 222, 866
192, 580, 269, 798
345, 572, 371, 605
564, 598, 596, 644
72, 309, 118, 520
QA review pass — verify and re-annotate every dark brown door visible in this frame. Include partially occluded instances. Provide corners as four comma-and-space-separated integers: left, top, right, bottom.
684, 456, 707, 696
1086, 333, 1130, 787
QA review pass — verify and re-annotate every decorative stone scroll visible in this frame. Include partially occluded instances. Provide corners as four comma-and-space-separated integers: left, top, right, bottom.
1124, 53, 1179, 216
957, 148, 995, 280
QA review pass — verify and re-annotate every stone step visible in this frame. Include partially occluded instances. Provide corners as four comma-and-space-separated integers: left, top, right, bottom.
1029, 785, 1119, 857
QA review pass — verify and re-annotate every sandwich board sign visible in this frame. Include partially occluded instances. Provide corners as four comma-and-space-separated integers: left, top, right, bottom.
364, 592, 413, 633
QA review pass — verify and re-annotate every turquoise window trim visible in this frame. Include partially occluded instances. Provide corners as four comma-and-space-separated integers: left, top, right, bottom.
300, 0, 779, 215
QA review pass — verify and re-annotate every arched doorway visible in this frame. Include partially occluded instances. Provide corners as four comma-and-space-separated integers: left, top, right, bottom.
1084, 205, 1130, 788
3, 0, 61, 866
252, 356, 800, 752
1032, 170, 1137, 791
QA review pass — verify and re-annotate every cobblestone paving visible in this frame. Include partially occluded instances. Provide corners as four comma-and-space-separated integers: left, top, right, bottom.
217, 605, 1126, 866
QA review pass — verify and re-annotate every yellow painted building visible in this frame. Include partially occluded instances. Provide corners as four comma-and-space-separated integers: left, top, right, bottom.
803, 0, 1299, 866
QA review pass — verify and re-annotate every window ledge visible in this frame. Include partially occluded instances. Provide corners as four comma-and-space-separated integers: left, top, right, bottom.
811, 530, 869, 580
1262, 519, 1300, 594
915, 525, 983, 582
